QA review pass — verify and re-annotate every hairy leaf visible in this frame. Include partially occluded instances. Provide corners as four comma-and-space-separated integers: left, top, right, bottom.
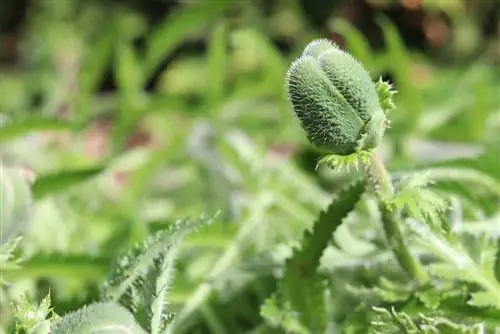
368, 307, 484, 334
50, 302, 146, 334
281, 179, 366, 331
101, 216, 215, 329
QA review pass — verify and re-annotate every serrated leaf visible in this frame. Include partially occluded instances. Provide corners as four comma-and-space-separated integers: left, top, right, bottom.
50, 302, 147, 334
282, 179, 366, 331
408, 219, 500, 308
31, 166, 104, 200
392, 172, 449, 230
101, 215, 215, 328
150, 245, 178, 334
368, 307, 484, 334
406, 146, 500, 214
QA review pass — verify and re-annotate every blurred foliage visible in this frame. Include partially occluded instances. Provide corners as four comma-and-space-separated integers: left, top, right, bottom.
0, 0, 499, 333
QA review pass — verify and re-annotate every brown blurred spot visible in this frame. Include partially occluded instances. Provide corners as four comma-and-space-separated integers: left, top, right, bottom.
269, 143, 299, 158
125, 127, 154, 150
112, 171, 130, 187
423, 15, 450, 47
0, 33, 19, 61
401, 0, 422, 10
83, 117, 112, 160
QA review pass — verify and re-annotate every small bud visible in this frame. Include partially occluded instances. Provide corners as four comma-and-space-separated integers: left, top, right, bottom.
286, 39, 387, 155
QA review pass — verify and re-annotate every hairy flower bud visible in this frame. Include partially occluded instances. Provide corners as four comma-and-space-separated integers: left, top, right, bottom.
286, 39, 386, 155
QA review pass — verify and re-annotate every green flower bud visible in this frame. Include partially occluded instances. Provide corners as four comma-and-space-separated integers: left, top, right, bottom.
286, 39, 386, 155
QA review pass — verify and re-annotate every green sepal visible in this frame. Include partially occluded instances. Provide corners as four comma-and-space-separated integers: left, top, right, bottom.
375, 78, 397, 115
316, 149, 373, 172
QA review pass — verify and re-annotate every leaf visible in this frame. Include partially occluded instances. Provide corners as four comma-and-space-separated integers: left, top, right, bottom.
101, 215, 215, 327
391, 172, 449, 230
206, 21, 228, 107
466, 77, 490, 140
398, 146, 500, 214
468, 291, 500, 308
0, 117, 83, 142
31, 166, 104, 200
111, 32, 145, 153
1, 253, 110, 282
75, 20, 115, 120
368, 307, 484, 334
281, 179, 366, 331
143, 1, 230, 82
50, 302, 147, 334
0, 164, 33, 245
260, 294, 309, 334
0, 237, 23, 282
407, 219, 500, 308
347, 277, 412, 304
150, 244, 178, 334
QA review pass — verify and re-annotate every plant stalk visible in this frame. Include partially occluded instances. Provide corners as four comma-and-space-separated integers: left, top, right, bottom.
367, 151, 428, 282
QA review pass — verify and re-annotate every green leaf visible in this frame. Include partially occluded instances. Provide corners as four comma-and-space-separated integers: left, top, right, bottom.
143, 1, 230, 82
368, 307, 484, 334
391, 172, 449, 230
206, 21, 228, 107
31, 166, 104, 200
399, 146, 500, 214
0, 237, 23, 284
0, 117, 83, 143
407, 218, 500, 308
150, 244, 178, 334
75, 20, 115, 120
468, 291, 500, 308
101, 215, 215, 326
1, 253, 110, 282
50, 302, 147, 334
281, 179, 366, 331
112, 39, 144, 153
0, 164, 33, 245
260, 294, 309, 334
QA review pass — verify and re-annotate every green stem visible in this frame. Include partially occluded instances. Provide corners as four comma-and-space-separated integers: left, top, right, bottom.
367, 151, 428, 282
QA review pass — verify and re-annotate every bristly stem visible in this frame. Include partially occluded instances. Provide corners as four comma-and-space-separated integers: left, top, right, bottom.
367, 151, 429, 282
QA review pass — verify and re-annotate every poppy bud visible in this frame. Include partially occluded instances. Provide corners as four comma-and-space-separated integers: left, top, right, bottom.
286, 39, 386, 155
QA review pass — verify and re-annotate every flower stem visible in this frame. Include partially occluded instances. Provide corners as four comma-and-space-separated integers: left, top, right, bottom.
367, 151, 429, 282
